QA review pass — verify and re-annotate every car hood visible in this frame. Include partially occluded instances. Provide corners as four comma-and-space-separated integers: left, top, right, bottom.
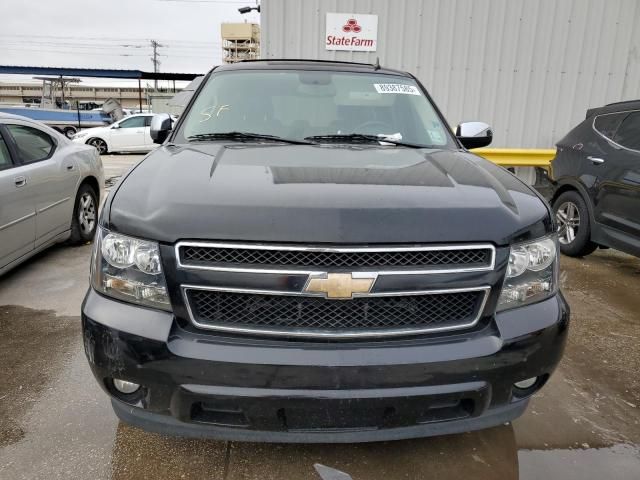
74, 125, 109, 139
105, 143, 551, 245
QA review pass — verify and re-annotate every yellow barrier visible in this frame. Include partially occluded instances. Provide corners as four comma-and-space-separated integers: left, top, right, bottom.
470, 148, 556, 170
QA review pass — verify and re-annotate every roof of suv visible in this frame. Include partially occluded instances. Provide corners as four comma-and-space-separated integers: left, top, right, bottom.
586, 99, 640, 118
214, 59, 412, 77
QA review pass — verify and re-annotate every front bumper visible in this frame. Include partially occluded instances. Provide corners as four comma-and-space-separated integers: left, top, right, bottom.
82, 289, 569, 443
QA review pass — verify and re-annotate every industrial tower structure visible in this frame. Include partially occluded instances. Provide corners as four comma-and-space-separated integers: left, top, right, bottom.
221, 23, 260, 63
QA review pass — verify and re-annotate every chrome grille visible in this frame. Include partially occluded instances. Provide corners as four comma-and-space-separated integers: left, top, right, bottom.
178, 243, 494, 271
184, 288, 488, 338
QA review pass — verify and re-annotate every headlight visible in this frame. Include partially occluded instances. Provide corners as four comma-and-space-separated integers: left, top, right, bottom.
498, 235, 558, 311
91, 227, 171, 310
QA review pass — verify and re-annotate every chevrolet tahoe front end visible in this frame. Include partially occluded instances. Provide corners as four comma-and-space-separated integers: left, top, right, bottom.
81, 60, 569, 443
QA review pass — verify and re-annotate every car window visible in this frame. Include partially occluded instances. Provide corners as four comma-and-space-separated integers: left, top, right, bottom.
6, 125, 55, 163
118, 116, 146, 129
177, 70, 455, 148
593, 112, 625, 140
0, 133, 13, 170
613, 111, 640, 151
144, 116, 153, 127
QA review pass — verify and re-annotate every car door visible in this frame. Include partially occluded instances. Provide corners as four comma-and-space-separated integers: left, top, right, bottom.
598, 110, 640, 239
5, 123, 80, 247
109, 116, 147, 152
582, 112, 628, 232
142, 115, 155, 150
0, 126, 36, 270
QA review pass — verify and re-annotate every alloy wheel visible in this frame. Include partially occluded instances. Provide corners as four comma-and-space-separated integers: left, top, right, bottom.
556, 201, 580, 245
78, 193, 96, 235
89, 138, 107, 155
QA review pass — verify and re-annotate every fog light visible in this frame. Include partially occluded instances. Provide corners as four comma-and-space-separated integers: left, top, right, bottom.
514, 377, 537, 389
113, 378, 140, 394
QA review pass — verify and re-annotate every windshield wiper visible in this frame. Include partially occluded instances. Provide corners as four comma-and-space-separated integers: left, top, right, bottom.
187, 131, 314, 145
304, 133, 428, 148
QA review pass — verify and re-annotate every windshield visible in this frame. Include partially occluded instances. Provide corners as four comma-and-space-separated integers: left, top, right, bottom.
176, 69, 455, 148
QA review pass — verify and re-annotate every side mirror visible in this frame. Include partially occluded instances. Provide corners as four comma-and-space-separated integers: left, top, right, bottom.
111, 124, 120, 129
150, 113, 172, 144
455, 122, 493, 149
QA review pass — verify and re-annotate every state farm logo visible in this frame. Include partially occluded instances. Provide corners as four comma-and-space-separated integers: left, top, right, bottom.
342, 19, 362, 33
326, 13, 378, 52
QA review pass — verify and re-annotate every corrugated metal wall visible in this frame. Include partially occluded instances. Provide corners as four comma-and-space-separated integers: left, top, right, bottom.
261, 0, 640, 148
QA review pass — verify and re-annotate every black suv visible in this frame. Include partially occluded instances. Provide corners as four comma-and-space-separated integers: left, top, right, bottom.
551, 100, 640, 257
82, 60, 568, 443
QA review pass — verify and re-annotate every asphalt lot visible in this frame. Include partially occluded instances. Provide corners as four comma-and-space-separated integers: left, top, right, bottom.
1, 154, 639, 479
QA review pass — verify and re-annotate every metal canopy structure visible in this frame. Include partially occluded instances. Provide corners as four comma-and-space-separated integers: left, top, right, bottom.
0, 65, 201, 81
0, 66, 203, 111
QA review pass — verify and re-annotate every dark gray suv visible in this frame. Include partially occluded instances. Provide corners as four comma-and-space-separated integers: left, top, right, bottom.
551, 100, 640, 257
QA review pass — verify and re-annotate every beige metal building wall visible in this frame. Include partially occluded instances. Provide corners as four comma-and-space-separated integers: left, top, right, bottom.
0, 83, 155, 109
261, 0, 640, 148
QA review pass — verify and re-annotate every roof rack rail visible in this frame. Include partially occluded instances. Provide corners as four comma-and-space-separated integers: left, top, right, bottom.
585, 99, 640, 118
237, 58, 380, 68
604, 99, 640, 108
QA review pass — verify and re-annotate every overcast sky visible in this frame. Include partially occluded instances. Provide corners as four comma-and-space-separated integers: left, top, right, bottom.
0, 0, 260, 86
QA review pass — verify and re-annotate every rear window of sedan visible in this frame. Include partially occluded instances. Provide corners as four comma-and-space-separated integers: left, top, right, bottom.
6, 125, 55, 163
0, 134, 12, 169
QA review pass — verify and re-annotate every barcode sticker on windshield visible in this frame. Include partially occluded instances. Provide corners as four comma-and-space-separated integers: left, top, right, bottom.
374, 84, 421, 95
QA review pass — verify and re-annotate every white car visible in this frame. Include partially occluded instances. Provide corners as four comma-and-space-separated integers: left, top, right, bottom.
0, 113, 105, 276
72, 113, 157, 154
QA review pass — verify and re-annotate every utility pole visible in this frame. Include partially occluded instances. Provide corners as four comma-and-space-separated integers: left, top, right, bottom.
150, 40, 165, 90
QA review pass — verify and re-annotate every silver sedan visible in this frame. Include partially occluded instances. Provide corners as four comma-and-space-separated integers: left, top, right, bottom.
0, 113, 105, 276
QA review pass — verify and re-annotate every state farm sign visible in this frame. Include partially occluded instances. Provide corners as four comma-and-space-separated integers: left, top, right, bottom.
326, 13, 378, 52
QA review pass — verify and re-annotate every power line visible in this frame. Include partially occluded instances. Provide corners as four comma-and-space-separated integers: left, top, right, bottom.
154, 0, 250, 3
0, 36, 219, 70
0, 33, 226, 45
0, 34, 222, 67
2, 41, 149, 50
1, 41, 219, 52
2, 44, 215, 60
2, 47, 151, 57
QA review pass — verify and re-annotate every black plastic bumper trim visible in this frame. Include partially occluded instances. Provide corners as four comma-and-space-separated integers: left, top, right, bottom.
111, 397, 528, 444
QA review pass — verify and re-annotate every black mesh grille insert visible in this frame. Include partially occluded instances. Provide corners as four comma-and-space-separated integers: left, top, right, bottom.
187, 289, 484, 335
180, 245, 492, 270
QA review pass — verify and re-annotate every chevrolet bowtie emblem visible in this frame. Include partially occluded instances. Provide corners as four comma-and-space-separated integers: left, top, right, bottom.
304, 273, 377, 299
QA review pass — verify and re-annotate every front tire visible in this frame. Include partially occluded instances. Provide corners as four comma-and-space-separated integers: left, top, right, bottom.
553, 190, 597, 257
63, 126, 77, 139
70, 184, 98, 244
88, 138, 108, 155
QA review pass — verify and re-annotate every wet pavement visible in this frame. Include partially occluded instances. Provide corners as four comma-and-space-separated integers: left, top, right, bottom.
101, 153, 146, 182
0, 159, 639, 478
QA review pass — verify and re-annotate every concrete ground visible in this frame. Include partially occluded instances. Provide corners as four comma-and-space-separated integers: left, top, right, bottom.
1, 154, 639, 479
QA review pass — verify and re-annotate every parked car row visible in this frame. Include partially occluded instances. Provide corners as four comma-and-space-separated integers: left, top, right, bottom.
1, 95, 639, 279
1, 96, 640, 278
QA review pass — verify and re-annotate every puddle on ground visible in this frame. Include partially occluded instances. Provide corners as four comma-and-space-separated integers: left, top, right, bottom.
519, 444, 640, 480
109, 422, 640, 480
109, 423, 520, 480
0, 305, 80, 447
